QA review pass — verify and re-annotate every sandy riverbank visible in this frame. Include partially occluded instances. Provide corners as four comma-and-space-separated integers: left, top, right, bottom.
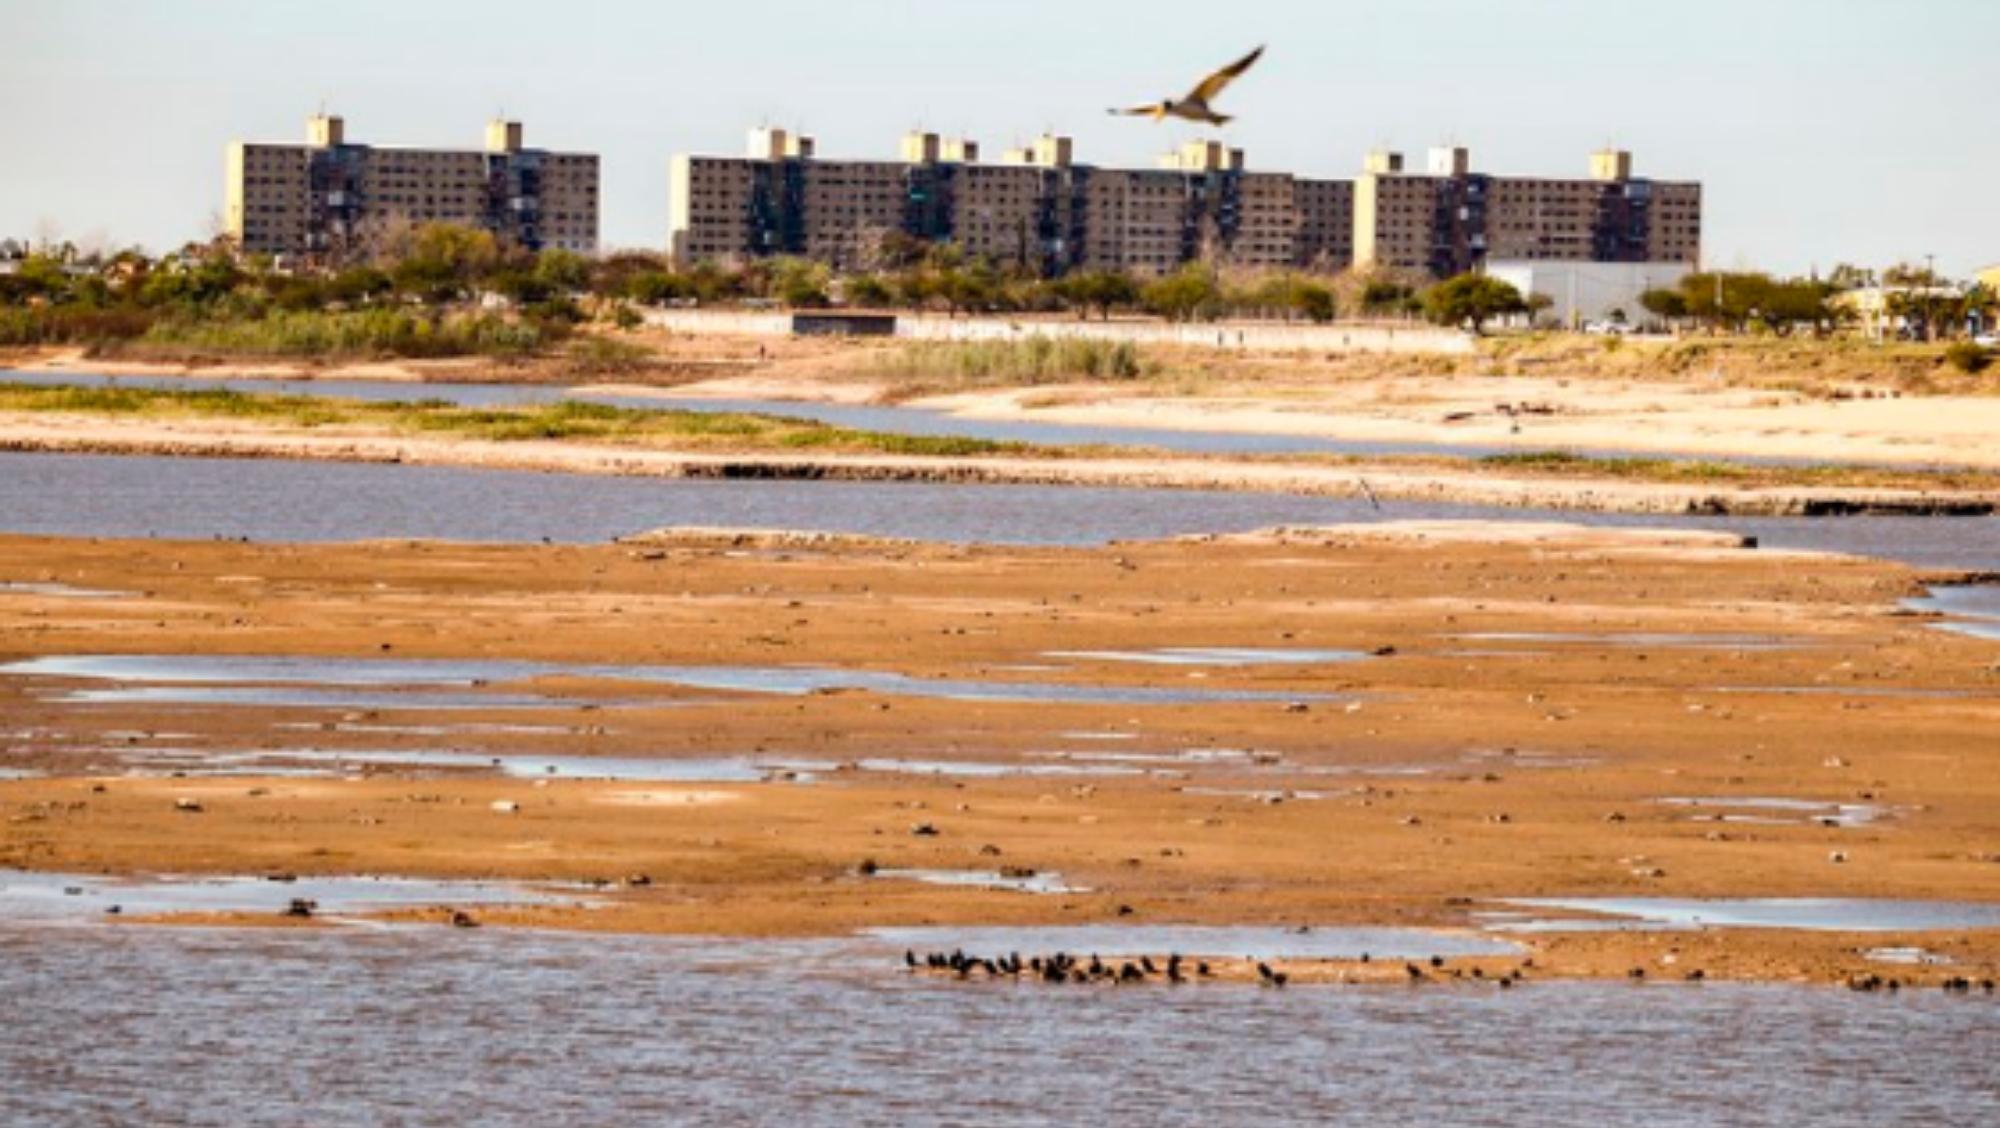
14, 330, 1998, 471
1, 525, 1996, 984
1, 412, 1992, 516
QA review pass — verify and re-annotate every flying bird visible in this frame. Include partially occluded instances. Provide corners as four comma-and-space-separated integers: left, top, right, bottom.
1108, 45, 1265, 127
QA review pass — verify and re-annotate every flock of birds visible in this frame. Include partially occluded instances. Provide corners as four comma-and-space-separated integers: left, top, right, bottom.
903, 950, 1544, 989
907, 948, 1248, 986
908, 950, 2000, 994
1847, 972, 1994, 994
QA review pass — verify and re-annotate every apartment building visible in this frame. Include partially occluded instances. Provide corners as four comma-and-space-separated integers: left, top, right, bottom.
225, 114, 599, 259
1354, 146, 1701, 278
670, 129, 1356, 276
669, 130, 1700, 281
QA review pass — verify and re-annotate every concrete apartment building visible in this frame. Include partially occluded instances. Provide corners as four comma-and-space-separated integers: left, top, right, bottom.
225, 115, 599, 259
1353, 146, 1701, 278
670, 129, 1358, 276
670, 130, 1696, 281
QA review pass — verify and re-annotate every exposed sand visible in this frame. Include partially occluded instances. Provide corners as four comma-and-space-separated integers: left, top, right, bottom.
16, 335, 1998, 471
909, 379, 2000, 470
2, 412, 1991, 516
1, 527, 1995, 984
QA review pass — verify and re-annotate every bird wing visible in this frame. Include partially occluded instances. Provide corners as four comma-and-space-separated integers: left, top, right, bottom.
1185, 45, 1265, 104
1108, 103, 1168, 117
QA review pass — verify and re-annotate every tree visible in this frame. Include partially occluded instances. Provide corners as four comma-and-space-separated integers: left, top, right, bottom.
935, 261, 1000, 316
842, 274, 893, 308
1141, 264, 1220, 323
1359, 278, 1414, 317
1292, 282, 1336, 324
533, 249, 591, 292
1640, 287, 1688, 322
623, 270, 693, 306
385, 223, 501, 304
1058, 270, 1140, 321
1524, 292, 1556, 327
326, 266, 393, 307
1421, 273, 1527, 334
770, 258, 831, 308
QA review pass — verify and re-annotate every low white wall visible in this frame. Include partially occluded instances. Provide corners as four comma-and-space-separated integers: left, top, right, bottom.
642, 308, 1472, 355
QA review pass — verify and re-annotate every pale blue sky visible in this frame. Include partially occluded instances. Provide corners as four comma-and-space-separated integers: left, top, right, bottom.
2, 0, 1993, 274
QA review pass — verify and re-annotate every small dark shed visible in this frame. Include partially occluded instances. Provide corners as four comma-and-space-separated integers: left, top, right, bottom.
791, 311, 898, 337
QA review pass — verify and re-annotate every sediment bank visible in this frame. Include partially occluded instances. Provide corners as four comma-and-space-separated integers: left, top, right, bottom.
1, 414, 1991, 517
1, 526, 1995, 984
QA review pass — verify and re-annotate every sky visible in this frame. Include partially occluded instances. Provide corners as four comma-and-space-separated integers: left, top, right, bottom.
2, 0, 1994, 275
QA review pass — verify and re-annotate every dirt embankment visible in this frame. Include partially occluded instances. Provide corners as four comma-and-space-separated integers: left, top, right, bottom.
0, 526, 1996, 984
0, 411, 1992, 517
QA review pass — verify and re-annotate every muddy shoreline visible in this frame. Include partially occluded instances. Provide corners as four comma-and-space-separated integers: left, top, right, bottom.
2, 526, 1996, 985
1, 415, 1991, 517
15, 338, 2000, 471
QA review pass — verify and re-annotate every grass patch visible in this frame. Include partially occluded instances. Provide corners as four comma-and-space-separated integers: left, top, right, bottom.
562, 335, 659, 377
0, 380, 1038, 458
0, 306, 157, 346
861, 336, 1152, 395
132, 309, 552, 359
1480, 449, 2000, 491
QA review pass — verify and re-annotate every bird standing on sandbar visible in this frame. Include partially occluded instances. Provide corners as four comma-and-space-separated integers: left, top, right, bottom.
1108, 45, 1265, 127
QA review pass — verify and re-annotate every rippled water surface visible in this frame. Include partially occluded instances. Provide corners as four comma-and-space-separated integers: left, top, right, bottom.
0, 925, 1993, 1127
1492, 897, 2000, 933
0, 653, 1339, 707
3, 452, 1996, 568
1905, 584, 2000, 640
0, 869, 584, 921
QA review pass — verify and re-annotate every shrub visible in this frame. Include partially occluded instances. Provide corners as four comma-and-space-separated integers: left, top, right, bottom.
863, 337, 1147, 384
139, 309, 548, 358
564, 335, 655, 376
1942, 341, 1991, 374
0, 306, 156, 346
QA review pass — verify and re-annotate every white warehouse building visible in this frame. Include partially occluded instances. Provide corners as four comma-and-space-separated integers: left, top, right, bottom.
1486, 261, 1692, 330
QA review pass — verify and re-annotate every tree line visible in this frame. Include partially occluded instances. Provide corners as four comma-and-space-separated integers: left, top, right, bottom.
4, 227, 1992, 350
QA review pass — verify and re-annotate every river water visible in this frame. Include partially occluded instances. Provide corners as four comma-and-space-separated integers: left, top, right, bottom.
3, 372, 1997, 1123
1, 451, 1995, 569
0, 924, 1993, 1127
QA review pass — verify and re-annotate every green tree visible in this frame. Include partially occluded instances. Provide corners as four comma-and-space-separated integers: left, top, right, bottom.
1292, 282, 1336, 323
387, 224, 501, 304
843, 274, 894, 308
1141, 264, 1221, 323
1421, 273, 1527, 334
770, 258, 831, 308
533, 249, 591, 292
1640, 287, 1688, 322
1524, 292, 1556, 326
327, 266, 394, 307
1359, 278, 1414, 316
1058, 270, 1140, 321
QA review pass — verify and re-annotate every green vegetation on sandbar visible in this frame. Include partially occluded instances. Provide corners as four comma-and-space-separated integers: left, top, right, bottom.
137, 309, 550, 359
1479, 449, 2000, 492
859, 337, 1151, 393
0, 381, 1033, 458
